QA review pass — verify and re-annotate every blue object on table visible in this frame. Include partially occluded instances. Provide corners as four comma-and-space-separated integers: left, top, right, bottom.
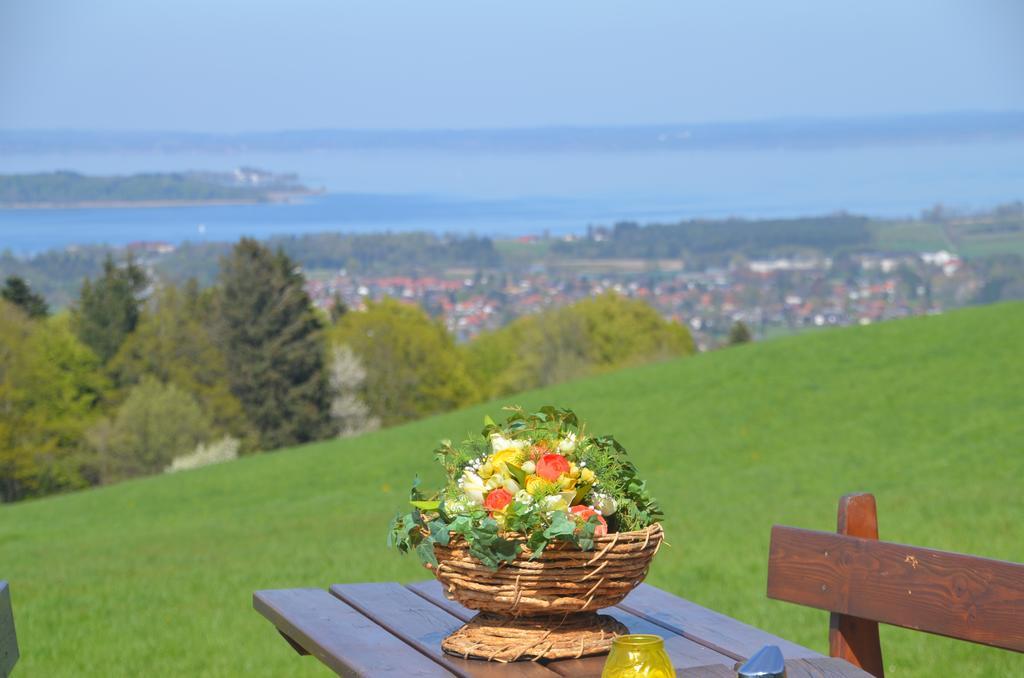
737, 644, 786, 677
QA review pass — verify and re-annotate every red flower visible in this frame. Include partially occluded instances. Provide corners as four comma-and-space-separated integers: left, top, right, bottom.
570, 505, 608, 536
483, 488, 513, 513
535, 453, 571, 481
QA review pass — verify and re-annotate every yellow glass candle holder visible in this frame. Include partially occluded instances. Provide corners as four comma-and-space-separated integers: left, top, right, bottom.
601, 634, 676, 678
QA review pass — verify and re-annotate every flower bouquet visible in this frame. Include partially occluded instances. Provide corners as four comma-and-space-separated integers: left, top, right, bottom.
389, 406, 664, 662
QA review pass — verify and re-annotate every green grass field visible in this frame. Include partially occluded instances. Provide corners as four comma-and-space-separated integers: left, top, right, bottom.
4, 302, 1023, 676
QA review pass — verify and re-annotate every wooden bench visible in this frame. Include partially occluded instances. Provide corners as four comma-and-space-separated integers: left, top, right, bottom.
766, 492, 1024, 677
1, 581, 17, 678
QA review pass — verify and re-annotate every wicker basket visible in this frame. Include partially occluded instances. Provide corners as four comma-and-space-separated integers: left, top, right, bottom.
431, 522, 664, 616
429, 522, 664, 660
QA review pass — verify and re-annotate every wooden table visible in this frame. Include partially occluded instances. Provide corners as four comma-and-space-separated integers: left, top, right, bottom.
254, 580, 872, 677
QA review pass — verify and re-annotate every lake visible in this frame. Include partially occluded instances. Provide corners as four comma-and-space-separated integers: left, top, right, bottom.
1, 140, 1022, 253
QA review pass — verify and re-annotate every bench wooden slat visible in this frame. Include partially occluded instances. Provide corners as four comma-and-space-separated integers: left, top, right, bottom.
767, 525, 1024, 652
0, 581, 17, 678
330, 582, 560, 678
253, 588, 453, 677
407, 579, 735, 670
618, 583, 822, 661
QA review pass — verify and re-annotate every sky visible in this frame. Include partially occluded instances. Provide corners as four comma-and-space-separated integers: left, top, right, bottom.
1, 0, 1022, 132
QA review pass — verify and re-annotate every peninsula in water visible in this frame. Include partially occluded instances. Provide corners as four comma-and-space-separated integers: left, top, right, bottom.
0, 168, 317, 209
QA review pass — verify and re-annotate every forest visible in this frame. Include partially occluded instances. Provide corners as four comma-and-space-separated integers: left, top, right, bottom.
0, 242, 694, 502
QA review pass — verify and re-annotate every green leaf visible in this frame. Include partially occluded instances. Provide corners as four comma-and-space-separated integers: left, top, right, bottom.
505, 463, 528, 487
483, 415, 496, 426
416, 539, 438, 568
573, 483, 591, 504
428, 519, 452, 547
410, 500, 440, 511
543, 511, 577, 540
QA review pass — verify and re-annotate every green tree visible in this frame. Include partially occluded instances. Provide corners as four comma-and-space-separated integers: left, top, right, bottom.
216, 239, 331, 450
89, 376, 213, 481
728, 320, 753, 346
1, 302, 106, 501
466, 293, 695, 399
108, 281, 253, 447
74, 255, 148, 362
330, 298, 478, 426
1, 275, 49, 318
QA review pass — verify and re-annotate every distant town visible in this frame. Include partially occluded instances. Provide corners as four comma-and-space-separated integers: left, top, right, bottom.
301, 244, 979, 350
5, 204, 1022, 349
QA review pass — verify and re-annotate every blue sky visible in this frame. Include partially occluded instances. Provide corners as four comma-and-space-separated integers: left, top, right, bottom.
1, 0, 1021, 131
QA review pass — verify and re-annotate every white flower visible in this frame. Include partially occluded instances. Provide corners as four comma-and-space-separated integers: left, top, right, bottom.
461, 470, 486, 505
491, 433, 529, 454
558, 433, 577, 453
502, 477, 521, 494
515, 489, 534, 505
521, 460, 536, 474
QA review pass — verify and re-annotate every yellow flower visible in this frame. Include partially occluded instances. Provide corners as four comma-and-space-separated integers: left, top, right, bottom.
580, 468, 596, 484
491, 447, 526, 472
557, 474, 577, 491
479, 461, 494, 479
526, 474, 555, 495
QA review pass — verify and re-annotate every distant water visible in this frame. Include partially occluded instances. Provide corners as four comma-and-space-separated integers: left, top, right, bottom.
2, 141, 1023, 253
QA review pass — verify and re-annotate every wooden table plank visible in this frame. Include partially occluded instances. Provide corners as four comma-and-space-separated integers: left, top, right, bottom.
331, 582, 561, 678
681, 658, 872, 677
408, 580, 735, 674
677, 665, 735, 677
796, 657, 877, 677
254, 588, 453, 677
619, 584, 821, 661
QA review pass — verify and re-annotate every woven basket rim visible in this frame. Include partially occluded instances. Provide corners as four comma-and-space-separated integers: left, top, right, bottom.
437, 521, 664, 555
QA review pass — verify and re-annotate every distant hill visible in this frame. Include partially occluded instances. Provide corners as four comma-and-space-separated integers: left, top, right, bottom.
0, 168, 309, 207
3, 111, 1023, 153
2, 302, 1022, 676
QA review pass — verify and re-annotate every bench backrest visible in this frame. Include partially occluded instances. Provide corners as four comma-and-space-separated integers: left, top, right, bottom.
766, 493, 1024, 677
0, 581, 17, 678
767, 525, 1024, 651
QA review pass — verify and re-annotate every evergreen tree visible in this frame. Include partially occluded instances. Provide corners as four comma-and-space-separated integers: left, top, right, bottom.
74, 255, 147, 363
728, 320, 753, 346
216, 239, 331, 450
1, 275, 49, 318
329, 292, 348, 323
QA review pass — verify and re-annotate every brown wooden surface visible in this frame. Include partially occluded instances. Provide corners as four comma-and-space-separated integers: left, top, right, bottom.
255, 580, 873, 677
253, 588, 454, 677
767, 525, 1024, 653
617, 583, 820, 661
0, 581, 17, 678
409, 579, 735, 672
330, 583, 560, 678
829, 493, 885, 677
681, 657, 873, 678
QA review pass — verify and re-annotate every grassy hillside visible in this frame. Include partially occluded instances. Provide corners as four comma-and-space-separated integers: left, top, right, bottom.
4, 302, 1023, 677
